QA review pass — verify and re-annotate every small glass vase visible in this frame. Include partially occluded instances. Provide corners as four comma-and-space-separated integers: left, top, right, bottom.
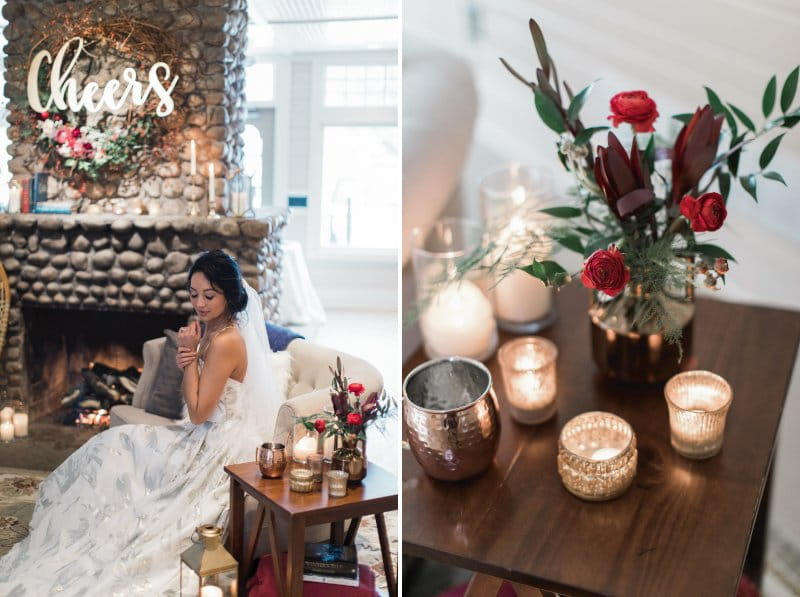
331, 435, 367, 484
588, 282, 694, 384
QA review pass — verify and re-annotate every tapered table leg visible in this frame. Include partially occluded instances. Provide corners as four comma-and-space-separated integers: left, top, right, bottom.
286, 516, 305, 597
375, 512, 397, 597
228, 479, 245, 597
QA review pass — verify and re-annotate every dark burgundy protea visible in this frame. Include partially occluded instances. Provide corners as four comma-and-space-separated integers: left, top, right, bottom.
360, 392, 380, 422
594, 132, 654, 219
670, 105, 724, 206
331, 391, 349, 418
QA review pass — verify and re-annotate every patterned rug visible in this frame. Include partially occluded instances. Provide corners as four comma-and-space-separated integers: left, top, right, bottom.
0, 467, 48, 558
355, 511, 398, 595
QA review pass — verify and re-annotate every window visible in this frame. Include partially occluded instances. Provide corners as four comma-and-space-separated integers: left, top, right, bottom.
242, 124, 263, 209
324, 64, 398, 107
319, 126, 398, 249
245, 62, 275, 104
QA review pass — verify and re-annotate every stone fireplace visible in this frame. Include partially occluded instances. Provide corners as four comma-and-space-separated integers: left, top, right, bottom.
0, 211, 288, 417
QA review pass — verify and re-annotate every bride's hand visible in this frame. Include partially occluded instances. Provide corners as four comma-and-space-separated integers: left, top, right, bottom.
176, 347, 198, 370
177, 321, 201, 350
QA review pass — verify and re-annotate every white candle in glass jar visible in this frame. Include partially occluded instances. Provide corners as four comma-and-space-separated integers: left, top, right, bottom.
591, 447, 621, 460
200, 586, 223, 597
495, 270, 552, 323
293, 435, 317, 463
0, 407, 13, 423
12, 413, 28, 437
420, 280, 497, 361
0, 422, 14, 441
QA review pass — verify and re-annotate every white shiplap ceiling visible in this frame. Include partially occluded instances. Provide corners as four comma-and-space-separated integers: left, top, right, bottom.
248, 0, 398, 53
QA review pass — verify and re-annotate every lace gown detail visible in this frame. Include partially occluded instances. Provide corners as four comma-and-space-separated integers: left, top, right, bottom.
0, 376, 251, 596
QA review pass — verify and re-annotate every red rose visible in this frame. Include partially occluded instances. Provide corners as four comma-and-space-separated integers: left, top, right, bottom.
71, 128, 81, 138
581, 244, 630, 297
346, 412, 363, 426
679, 192, 727, 232
348, 383, 365, 397
313, 418, 326, 433
608, 91, 659, 133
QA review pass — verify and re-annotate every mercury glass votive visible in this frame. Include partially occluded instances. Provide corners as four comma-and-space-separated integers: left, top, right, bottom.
664, 370, 733, 459
289, 468, 315, 493
497, 337, 558, 424
558, 411, 637, 501
327, 470, 349, 497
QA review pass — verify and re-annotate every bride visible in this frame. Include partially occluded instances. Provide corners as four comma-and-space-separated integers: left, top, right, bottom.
0, 250, 282, 595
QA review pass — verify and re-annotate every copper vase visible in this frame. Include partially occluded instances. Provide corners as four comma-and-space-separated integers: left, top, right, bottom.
256, 442, 287, 478
331, 436, 367, 484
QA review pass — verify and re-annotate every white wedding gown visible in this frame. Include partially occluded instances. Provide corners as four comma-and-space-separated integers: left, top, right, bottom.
0, 375, 255, 596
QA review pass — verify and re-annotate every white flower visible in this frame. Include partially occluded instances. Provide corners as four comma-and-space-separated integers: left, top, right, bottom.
37, 119, 57, 140
57, 143, 72, 158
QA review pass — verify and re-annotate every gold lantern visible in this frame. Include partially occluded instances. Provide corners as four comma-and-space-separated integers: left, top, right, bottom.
180, 524, 238, 597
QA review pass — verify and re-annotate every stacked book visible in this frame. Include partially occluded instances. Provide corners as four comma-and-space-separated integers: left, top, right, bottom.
303, 542, 359, 587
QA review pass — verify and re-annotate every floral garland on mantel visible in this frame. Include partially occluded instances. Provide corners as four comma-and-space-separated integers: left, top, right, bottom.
11, 3, 185, 187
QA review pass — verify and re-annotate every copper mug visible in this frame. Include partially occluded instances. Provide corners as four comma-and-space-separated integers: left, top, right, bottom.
403, 357, 500, 481
256, 442, 287, 478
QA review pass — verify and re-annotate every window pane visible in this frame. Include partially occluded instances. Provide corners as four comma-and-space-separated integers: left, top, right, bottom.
320, 126, 398, 249
245, 63, 274, 103
325, 63, 396, 107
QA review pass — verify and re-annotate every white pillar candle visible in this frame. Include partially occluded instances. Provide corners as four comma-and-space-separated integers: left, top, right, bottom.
208, 162, 216, 214
200, 586, 223, 597
190, 140, 197, 176
0, 422, 14, 441
0, 406, 13, 423
420, 280, 498, 361
293, 435, 317, 463
12, 413, 28, 438
495, 269, 552, 323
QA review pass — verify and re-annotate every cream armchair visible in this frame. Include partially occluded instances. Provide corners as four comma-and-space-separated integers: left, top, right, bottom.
109, 334, 383, 556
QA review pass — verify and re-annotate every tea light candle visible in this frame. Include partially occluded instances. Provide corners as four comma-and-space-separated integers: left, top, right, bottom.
664, 370, 733, 459
327, 470, 349, 497
0, 406, 13, 423
0, 422, 14, 442
12, 413, 28, 438
497, 336, 558, 424
419, 281, 498, 361
293, 435, 317, 463
557, 411, 637, 501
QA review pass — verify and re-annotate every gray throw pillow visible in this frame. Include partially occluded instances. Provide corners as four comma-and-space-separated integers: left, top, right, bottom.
144, 329, 185, 420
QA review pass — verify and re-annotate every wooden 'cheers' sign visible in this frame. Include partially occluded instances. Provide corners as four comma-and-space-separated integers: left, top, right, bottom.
27, 37, 179, 117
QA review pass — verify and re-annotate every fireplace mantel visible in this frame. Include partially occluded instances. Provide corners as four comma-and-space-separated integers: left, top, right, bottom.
0, 210, 289, 406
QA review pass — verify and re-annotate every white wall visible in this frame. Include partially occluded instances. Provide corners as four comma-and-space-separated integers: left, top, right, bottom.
404, 0, 800, 311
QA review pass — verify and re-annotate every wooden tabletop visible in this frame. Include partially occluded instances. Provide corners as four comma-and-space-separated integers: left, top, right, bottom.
402, 283, 800, 597
225, 461, 398, 523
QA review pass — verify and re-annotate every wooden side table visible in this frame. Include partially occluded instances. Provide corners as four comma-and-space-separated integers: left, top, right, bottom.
403, 283, 800, 596
225, 461, 398, 597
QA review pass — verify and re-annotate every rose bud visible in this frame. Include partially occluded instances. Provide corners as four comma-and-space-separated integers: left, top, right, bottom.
348, 382, 365, 397
608, 90, 659, 132
313, 418, 326, 434
580, 244, 630, 298
714, 258, 729, 275
680, 192, 727, 232
71, 128, 82, 138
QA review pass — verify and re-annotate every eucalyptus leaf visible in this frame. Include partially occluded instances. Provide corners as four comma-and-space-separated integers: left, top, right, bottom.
574, 126, 608, 145
499, 57, 534, 89
727, 133, 745, 177
557, 150, 569, 171
644, 134, 656, 173
718, 171, 731, 202
563, 80, 575, 102
759, 133, 785, 169
672, 113, 695, 125
780, 116, 800, 128
740, 174, 758, 202
763, 171, 787, 186
691, 243, 736, 262
519, 259, 569, 288
539, 206, 582, 218
534, 88, 566, 133
552, 234, 585, 254
567, 82, 595, 124
763, 75, 777, 118
528, 18, 550, 78
780, 66, 799, 113
704, 86, 725, 115
727, 103, 756, 133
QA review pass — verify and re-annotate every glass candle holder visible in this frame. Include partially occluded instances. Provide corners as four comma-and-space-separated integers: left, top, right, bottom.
412, 218, 498, 362
289, 468, 315, 493
480, 164, 558, 333
558, 411, 637, 501
497, 337, 558, 424
327, 470, 349, 497
308, 453, 324, 482
664, 370, 733, 459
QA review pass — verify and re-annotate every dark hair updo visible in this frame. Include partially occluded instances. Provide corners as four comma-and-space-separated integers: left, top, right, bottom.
188, 250, 248, 315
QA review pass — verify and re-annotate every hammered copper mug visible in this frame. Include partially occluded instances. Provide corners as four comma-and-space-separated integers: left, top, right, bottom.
256, 442, 287, 478
403, 357, 500, 481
